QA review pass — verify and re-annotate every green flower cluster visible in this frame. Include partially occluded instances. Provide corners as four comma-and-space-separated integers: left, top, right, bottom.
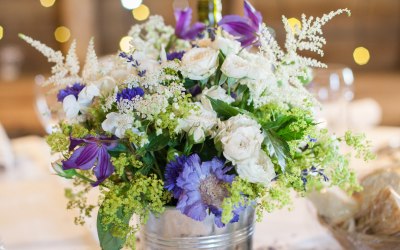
97, 174, 171, 249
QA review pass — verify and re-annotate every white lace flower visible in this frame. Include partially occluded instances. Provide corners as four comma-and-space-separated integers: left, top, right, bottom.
101, 112, 134, 138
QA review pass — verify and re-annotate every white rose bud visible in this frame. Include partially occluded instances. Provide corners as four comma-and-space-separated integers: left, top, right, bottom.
181, 47, 219, 80
189, 126, 206, 144
221, 54, 249, 79
211, 36, 241, 56
200, 86, 235, 111
236, 150, 276, 185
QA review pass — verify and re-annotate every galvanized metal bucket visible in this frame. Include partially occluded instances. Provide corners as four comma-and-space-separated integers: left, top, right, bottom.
140, 206, 255, 250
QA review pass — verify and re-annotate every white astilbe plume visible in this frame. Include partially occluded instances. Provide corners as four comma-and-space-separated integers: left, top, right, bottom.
82, 38, 99, 81
19, 34, 81, 86
257, 9, 350, 107
65, 40, 80, 75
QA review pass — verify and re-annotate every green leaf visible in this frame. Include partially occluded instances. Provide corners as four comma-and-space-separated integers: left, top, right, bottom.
263, 129, 290, 172
218, 74, 228, 85
145, 132, 170, 151
183, 78, 197, 89
97, 208, 127, 250
207, 97, 240, 119
53, 164, 76, 179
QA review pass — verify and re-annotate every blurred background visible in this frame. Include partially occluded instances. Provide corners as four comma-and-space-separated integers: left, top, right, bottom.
0, 0, 399, 137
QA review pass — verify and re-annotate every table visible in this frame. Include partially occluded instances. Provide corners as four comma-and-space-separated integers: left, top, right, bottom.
1, 127, 399, 250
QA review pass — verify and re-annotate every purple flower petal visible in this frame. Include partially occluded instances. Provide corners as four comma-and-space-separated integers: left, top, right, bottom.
62, 144, 98, 170
181, 22, 206, 40
175, 8, 192, 37
244, 0, 262, 29
92, 146, 114, 187
175, 8, 206, 40
219, 15, 257, 36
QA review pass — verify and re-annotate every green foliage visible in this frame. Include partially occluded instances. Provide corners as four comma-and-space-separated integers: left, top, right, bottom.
263, 130, 291, 172
208, 97, 240, 119
53, 163, 77, 179
221, 178, 266, 224
65, 177, 96, 226
97, 174, 171, 249
344, 131, 376, 161
46, 132, 69, 153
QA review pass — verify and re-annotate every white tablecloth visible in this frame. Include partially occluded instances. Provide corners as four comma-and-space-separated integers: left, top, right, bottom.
1, 127, 399, 250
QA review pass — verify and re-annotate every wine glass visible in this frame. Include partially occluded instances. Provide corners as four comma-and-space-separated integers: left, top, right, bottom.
307, 64, 354, 133
34, 75, 64, 134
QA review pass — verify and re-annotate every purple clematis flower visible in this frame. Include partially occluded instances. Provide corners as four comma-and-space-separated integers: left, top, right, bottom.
57, 83, 85, 102
175, 8, 206, 40
62, 136, 117, 186
218, 0, 263, 47
168, 154, 238, 227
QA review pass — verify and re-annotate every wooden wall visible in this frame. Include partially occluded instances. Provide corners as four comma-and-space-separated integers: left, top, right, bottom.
0, 0, 399, 72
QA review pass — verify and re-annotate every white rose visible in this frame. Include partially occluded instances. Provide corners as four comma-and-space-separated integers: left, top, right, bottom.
221, 54, 250, 79
200, 86, 235, 111
211, 36, 241, 56
176, 103, 218, 137
236, 150, 276, 185
101, 112, 134, 138
181, 47, 219, 80
219, 115, 264, 164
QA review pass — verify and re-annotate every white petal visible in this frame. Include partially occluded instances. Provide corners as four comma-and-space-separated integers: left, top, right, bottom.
78, 85, 100, 106
63, 95, 80, 119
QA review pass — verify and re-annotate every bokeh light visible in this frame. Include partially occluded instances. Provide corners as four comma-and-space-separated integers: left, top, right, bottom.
287, 18, 302, 33
0, 26, 3, 40
54, 26, 71, 43
120, 36, 133, 52
121, 0, 142, 10
132, 4, 150, 21
40, 0, 56, 8
353, 47, 370, 65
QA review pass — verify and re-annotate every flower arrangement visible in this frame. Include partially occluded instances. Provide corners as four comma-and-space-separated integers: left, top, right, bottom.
21, 1, 373, 249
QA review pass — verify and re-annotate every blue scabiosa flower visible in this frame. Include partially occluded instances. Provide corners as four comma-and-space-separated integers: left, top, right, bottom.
117, 87, 145, 102
171, 154, 236, 227
164, 155, 188, 199
62, 136, 117, 186
57, 83, 85, 102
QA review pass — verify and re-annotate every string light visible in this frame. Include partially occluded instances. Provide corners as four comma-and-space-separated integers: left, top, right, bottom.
121, 0, 142, 10
353, 47, 370, 65
120, 36, 133, 52
54, 26, 71, 43
287, 18, 302, 33
132, 4, 150, 21
40, 0, 56, 8
0, 26, 3, 40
